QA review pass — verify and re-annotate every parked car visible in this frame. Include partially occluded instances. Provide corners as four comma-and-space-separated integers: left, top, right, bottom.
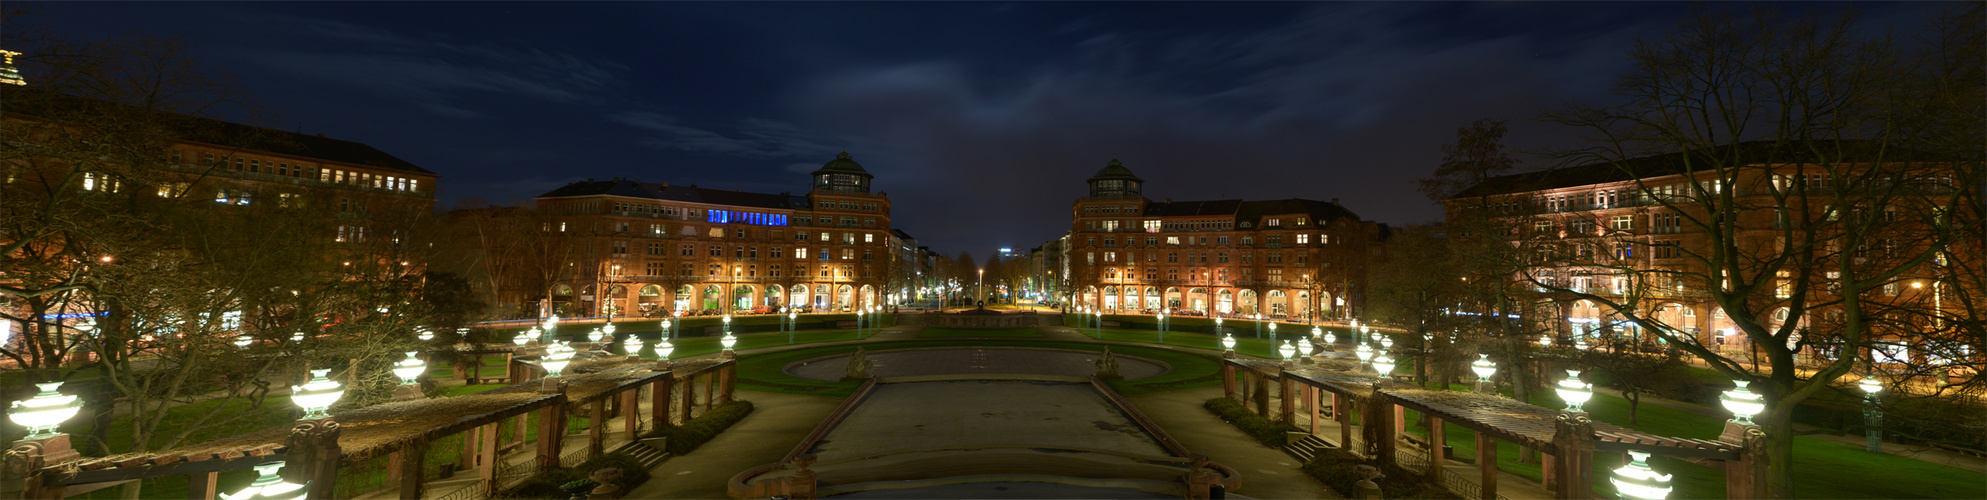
750, 305, 777, 314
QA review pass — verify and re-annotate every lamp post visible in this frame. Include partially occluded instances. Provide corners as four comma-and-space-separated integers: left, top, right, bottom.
1355, 342, 1375, 373
1094, 307, 1102, 340
1610, 451, 1674, 500
391, 352, 425, 386
1279, 340, 1297, 368
661, 318, 673, 342
235, 335, 253, 349
787, 309, 798, 345
977, 268, 984, 308
541, 314, 559, 343
623, 336, 643, 358
291, 369, 345, 420
1721, 380, 1765, 426
1253, 313, 1262, 340
720, 329, 738, 358
1372, 352, 1396, 383
542, 342, 575, 378
1214, 317, 1224, 338
221, 462, 309, 500
1858, 376, 1883, 453
1556, 369, 1592, 412
1297, 336, 1312, 363
8, 382, 83, 440
856, 308, 866, 339
1221, 333, 1237, 358
1471, 354, 1498, 394
654, 338, 674, 363
1157, 311, 1167, 344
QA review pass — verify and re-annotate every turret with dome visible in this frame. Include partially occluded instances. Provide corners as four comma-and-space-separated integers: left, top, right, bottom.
811, 151, 874, 194
1086, 158, 1143, 198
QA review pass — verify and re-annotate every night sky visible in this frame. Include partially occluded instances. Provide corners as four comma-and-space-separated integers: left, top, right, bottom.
15, 2, 1951, 256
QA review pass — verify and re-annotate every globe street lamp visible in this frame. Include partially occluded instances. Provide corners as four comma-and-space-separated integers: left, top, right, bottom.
1157, 311, 1167, 344
1355, 342, 1375, 370
1859, 376, 1883, 453
1214, 317, 1224, 339
1297, 337, 1313, 362
291, 369, 345, 420
622, 336, 642, 358
1253, 313, 1262, 340
235, 335, 253, 349
654, 338, 674, 362
542, 314, 560, 343
1372, 352, 1397, 382
588, 329, 604, 344
221, 462, 308, 500
1278, 340, 1297, 366
1556, 369, 1592, 412
1472, 354, 1498, 393
787, 310, 799, 345
542, 342, 575, 378
391, 352, 426, 386
661, 318, 673, 341
513, 331, 531, 347
720, 330, 738, 357
8, 382, 83, 439
856, 308, 866, 339
1609, 450, 1674, 500
416, 329, 433, 342
1721, 381, 1765, 426
1220, 334, 1237, 358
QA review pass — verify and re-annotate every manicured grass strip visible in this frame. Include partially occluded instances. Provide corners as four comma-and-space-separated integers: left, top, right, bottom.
730, 340, 1226, 397
483, 314, 896, 338
916, 327, 1041, 338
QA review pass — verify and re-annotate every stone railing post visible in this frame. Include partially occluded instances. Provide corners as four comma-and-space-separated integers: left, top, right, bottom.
538, 385, 569, 471
4, 433, 80, 500
1278, 371, 1297, 424
1551, 412, 1595, 500
1364, 391, 1396, 466
285, 418, 342, 500
1720, 421, 1768, 500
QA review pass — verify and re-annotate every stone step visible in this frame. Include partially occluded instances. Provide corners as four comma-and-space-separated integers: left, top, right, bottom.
1281, 434, 1334, 463
609, 441, 671, 470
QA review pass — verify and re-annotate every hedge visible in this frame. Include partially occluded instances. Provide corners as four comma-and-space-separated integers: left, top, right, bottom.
501, 452, 652, 499
1202, 397, 1297, 447
1302, 447, 1453, 499
642, 400, 755, 455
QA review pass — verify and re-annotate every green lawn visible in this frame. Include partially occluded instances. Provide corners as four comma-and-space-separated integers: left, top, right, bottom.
916, 327, 1042, 338
1080, 327, 1330, 360
483, 313, 895, 341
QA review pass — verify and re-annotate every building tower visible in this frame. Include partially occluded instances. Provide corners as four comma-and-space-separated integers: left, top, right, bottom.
812, 151, 874, 193
1086, 158, 1143, 198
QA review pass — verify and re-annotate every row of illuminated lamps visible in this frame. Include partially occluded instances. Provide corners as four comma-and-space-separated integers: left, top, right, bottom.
1213, 320, 1894, 500
9, 328, 710, 499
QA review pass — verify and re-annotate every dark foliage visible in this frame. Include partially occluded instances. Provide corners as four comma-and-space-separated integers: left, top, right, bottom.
1302, 447, 1454, 499
500, 453, 651, 499
1202, 397, 1296, 447
641, 400, 755, 455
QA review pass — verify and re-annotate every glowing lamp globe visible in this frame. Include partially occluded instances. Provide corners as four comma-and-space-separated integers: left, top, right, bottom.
588, 329, 603, 343
235, 335, 253, 348
513, 332, 531, 347
1575, 338, 1589, 351
542, 342, 575, 377
654, 338, 674, 360
603, 323, 616, 335
1324, 332, 1337, 345
1278, 341, 1296, 360
1721, 381, 1765, 425
720, 332, 738, 351
623, 337, 642, 356
220, 462, 308, 500
1858, 377, 1882, 395
544, 315, 560, 329
1556, 369, 1592, 412
8, 382, 82, 439
1540, 335, 1554, 348
1471, 354, 1497, 382
1220, 334, 1236, 352
291, 369, 345, 420
1311, 326, 1322, 339
1372, 353, 1396, 378
1355, 343, 1374, 363
1610, 451, 1674, 500
417, 330, 432, 342
1379, 336, 1393, 350
290, 332, 303, 343
661, 319, 672, 331
1298, 337, 1313, 356
391, 352, 425, 386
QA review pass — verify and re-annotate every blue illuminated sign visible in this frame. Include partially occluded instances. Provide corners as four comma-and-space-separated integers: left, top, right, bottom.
706, 209, 788, 226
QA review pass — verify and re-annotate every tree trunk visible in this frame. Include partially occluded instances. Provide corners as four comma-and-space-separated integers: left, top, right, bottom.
1761, 406, 1799, 499
1627, 392, 1640, 424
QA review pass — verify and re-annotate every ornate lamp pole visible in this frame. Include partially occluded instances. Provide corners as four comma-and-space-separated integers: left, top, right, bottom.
1556, 369, 1592, 412
1858, 376, 1883, 453
286, 369, 344, 500
1471, 354, 1498, 394
1610, 451, 1674, 500
1221, 334, 1237, 358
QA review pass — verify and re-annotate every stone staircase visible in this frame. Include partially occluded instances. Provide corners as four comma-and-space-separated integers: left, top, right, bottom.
1282, 433, 1334, 463
611, 439, 671, 469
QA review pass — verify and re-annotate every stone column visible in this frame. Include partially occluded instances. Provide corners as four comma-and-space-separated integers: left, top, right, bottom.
1476, 431, 1499, 500
478, 422, 499, 494
188, 471, 220, 500
1279, 373, 1297, 424
1550, 412, 1595, 500
718, 364, 737, 405
1221, 362, 1238, 401
5, 433, 82, 499
458, 426, 477, 469
589, 398, 608, 458
623, 388, 641, 439
396, 443, 427, 499
1720, 421, 1767, 500
1427, 417, 1446, 478
652, 377, 672, 427
537, 404, 566, 471
677, 377, 694, 424
1363, 394, 1396, 466
284, 418, 342, 500
1335, 393, 1353, 455
1308, 385, 1321, 434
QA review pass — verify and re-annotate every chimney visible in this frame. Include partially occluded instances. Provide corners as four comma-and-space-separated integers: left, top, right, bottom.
1332, 198, 1340, 205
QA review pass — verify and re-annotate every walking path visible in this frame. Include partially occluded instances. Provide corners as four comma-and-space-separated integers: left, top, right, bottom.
623, 391, 851, 499
1128, 387, 1341, 499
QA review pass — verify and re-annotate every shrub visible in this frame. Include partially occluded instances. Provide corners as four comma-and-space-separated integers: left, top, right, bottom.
501, 452, 652, 499
1202, 397, 1297, 447
641, 400, 755, 455
1302, 447, 1452, 499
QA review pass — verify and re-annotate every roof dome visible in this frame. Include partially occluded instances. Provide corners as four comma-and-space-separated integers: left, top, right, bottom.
810, 151, 872, 177
1087, 158, 1143, 183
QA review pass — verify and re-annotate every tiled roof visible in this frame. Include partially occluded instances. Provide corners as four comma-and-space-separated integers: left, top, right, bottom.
536, 179, 809, 210
1234, 198, 1362, 225
1145, 199, 1243, 216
